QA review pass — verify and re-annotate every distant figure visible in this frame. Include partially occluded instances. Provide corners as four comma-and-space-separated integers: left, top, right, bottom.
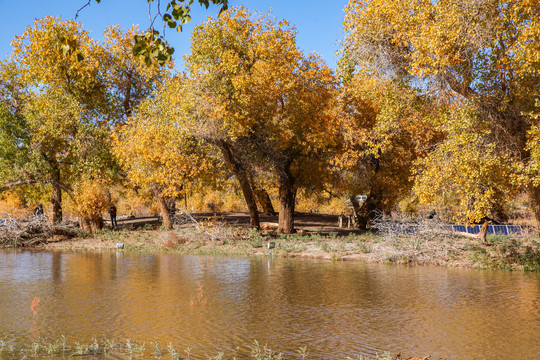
34, 203, 44, 217
109, 205, 118, 230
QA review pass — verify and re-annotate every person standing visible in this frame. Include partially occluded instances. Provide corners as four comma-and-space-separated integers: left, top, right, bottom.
34, 203, 44, 217
108, 205, 118, 230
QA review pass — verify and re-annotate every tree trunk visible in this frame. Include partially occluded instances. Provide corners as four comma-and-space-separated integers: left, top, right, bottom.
490, 202, 508, 224
91, 216, 104, 232
165, 197, 177, 216
277, 164, 295, 234
479, 221, 490, 245
292, 187, 297, 215
153, 187, 172, 230
80, 217, 91, 233
20, 194, 27, 208
529, 185, 540, 238
79, 216, 103, 233
219, 143, 260, 228
254, 188, 276, 216
357, 154, 383, 230
51, 182, 62, 224
357, 189, 383, 230
349, 195, 362, 226
50, 163, 63, 224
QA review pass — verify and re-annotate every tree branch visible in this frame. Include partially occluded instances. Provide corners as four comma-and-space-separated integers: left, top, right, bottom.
0, 179, 37, 192
49, 179, 74, 199
443, 71, 478, 100
75, 0, 93, 20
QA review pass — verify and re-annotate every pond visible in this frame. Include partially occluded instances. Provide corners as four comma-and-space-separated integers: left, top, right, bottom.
0, 250, 539, 359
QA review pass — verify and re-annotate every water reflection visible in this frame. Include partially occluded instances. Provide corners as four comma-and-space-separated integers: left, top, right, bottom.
0, 249, 539, 359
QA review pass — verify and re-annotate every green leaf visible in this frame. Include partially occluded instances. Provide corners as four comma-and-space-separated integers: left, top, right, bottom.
157, 53, 168, 63
76, 53, 84, 62
132, 43, 144, 56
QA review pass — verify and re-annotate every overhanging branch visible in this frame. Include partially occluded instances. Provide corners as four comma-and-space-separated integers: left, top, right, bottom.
0, 179, 37, 192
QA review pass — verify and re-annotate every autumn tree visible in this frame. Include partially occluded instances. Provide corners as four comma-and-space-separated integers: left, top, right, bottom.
0, 17, 111, 223
73, 179, 111, 232
334, 73, 440, 228
182, 7, 292, 229
113, 75, 223, 229
0, 18, 165, 228
343, 0, 540, 225
185, 7, 337, 233
99, 25, 170, 122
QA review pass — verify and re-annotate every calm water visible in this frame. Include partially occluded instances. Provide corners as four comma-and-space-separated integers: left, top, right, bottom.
0, 250, 539, 359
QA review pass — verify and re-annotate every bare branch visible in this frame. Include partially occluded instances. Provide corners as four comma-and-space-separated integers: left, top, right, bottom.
0, 216, 78, 247
75, 0, 93, 20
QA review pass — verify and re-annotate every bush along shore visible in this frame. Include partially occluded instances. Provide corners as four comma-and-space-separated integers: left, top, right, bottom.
1, 213, 539, 271
0, 336, 427, 360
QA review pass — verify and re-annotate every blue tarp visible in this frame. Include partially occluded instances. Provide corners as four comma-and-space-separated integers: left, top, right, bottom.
446, 224, 522, 236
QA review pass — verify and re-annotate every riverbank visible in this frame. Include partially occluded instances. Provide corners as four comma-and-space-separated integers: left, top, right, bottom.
38, 212, 540, 271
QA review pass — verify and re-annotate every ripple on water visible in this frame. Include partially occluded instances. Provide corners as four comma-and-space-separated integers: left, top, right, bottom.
0, 251, 539, 359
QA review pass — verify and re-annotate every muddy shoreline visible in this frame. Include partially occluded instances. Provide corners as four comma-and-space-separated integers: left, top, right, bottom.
37, 224, 539, 272
2, 212, 539, 271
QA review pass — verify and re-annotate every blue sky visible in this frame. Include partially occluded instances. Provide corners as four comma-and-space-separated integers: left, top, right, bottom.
0, 0, 349, 69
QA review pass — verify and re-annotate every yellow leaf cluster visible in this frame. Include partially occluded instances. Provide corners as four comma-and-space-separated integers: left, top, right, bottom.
343, 0, 540, 221
185, 7, 338, 174
113, 76, 222, 198
413, 107, 517, 223
73, 179, 110, 218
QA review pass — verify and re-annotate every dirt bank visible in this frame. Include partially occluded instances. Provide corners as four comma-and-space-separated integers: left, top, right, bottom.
39, 212, 540, 271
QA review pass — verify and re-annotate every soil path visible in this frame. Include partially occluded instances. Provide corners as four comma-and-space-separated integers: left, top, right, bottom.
110, 211, 360, 235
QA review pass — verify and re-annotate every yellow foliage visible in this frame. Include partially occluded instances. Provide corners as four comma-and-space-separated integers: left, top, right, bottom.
333, 72, 440, 212
1, 17, 159, 223
113, 75, 223, 199
0, 193, 30, 218
185, 7, 339, 226
296, 195, 349, 215
221, 192, 245, 212
115, 191, 153, 217
99, 25, 171, 122
413, 107, 517, 223
73, 180, 111, 219
11, 16, 106, 109
343, 0, 540, 223
188, 187, 245, 213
